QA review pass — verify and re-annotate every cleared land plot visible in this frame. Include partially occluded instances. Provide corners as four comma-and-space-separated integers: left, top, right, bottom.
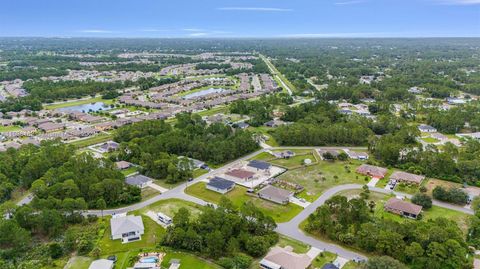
44, 96, 114, 110
277, 235, 310, 254
161, 251, 222, 269
64, 256, 93, 269
141, 187, 160, 201
185, 182, 303, 223
69, 133, 113, 148
277, 160, 366, 202
269, 153, 316, 169
0, 125, 22, 132
137, 198, 204, 219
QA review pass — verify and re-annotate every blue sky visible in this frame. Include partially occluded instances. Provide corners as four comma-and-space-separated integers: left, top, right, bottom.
0, 0, 479, 37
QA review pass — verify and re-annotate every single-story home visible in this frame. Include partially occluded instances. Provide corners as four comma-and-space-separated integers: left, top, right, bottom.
384, 198, 422, 219
247, 160, 272, 172
115, 160, 132, 170
225, 169, 255, 181
88, 259, 114, 269
38, 122, 64, 133
272, 150, 295, 159
260, 246, 311, 269
390, 171, 425, 185
236, 122, 250, 129
99, 141, 120, 152
418, 124, 437, 133
345, 150, 369, 160
206, 177, 236, 194
110, 214, 145, 243
125, 174, 153, 188
258, 185, 292, 205
356, 164, 388, 179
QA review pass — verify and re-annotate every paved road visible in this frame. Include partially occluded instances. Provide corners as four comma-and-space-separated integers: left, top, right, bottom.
83, 147, 473, 261
260, 54, 293, 96
276, 183, 474, 260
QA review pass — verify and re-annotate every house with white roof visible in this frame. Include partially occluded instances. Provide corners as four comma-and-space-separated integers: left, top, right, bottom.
110, 214, 144, 243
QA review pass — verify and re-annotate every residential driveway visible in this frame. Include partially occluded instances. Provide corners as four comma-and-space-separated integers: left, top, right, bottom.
148, 183, 168, 193
333, 256, 349, 268
367, 177, 379, 187
306, 247, 321, 260
290, 196, 311, 208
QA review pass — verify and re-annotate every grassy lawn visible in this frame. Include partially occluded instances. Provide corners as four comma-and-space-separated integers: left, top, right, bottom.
121, 166, 138, 176
192, 168, 209, 178
185, 182, 303, 223
64, 256, 93, 269
394, 182, 419, 195
343, 261, 362, 269
425, 178, 462, 196
161, 250, 222, 269
422, 137, 440, 143
278, 160, 367, 202
197, 106, 229, 117
277, 235, 310, 254
44, 96, 114, 110
154, 179, 185, 190
311, 252, 337, 268
250, 152, 274, 161
98, 216, 165, 255
137, 198, 204, 219
0, 125, 22, 132
141, 187, 160, 201
69, 133, 113, 148
270, 153, 316, 169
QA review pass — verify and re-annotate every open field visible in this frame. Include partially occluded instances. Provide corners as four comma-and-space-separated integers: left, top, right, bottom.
64, 256, 93, 269
185, 182, 303, 222
137, 198, 204, 218
278, 160, 366, 202
192, 168, 209, 178
69, 133, 113, 148
141, 187, 160, 201
161, 250, 222, 269
44, 96, 114, 110
269, 153, 317, 169
0, 125, 22, 132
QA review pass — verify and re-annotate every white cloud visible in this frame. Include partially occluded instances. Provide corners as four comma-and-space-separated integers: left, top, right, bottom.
79, 29, 114, 33
217, 7, 292, 12
189, 32, 208, 37
334, 0, 366, 5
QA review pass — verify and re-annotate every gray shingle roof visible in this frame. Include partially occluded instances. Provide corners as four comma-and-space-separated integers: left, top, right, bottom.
110, 215, 144, 236
125, 174, 152, 186
207, 177, 235, 190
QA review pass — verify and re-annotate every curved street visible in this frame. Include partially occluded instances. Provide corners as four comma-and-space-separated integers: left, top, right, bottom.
84, 148, 474, 261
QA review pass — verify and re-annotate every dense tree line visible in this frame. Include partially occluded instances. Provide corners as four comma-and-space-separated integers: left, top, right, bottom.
229, 94, 293, 126
426, 106, 480, 134
272, 101, 373, 146
161, 197, 278, 268
306, 195, 471, 269
114, 113, 259, 182
371, 133, 480, 184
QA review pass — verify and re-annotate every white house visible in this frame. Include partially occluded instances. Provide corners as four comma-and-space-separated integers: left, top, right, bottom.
110, 214, 145, 243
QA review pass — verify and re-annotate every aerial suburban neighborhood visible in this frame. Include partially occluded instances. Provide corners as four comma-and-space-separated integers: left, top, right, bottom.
0, 1, 480, 269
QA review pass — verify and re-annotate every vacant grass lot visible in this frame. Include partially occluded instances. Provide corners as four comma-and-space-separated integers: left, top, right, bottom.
161, 250, 222, 269
270, 153, 316, 169
141, 187, 160, 201
277, 160, 366, 202
64, 256, 93, 269
69, 133, 113, 148
185, 182, 303, 223
137, 198, 204, 219
0, 125, 22, 132
44, 96, 114, 110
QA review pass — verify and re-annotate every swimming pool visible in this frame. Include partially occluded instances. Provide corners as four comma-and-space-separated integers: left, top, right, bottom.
140, 257, 158, 263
